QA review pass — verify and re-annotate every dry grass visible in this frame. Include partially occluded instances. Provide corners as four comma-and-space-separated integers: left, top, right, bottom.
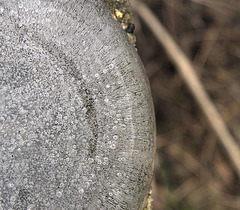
131, 0, 240, 209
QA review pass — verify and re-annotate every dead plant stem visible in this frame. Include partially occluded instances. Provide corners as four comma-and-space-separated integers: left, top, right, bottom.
132, 0, 240, 179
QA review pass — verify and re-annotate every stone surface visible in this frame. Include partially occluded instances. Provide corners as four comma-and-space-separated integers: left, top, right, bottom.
0, 0, 155, 209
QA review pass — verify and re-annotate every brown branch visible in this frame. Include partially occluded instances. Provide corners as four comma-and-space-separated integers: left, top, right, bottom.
132, 0, 240, 179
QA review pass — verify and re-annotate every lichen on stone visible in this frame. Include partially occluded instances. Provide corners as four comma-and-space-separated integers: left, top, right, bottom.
104, 0, 136, 46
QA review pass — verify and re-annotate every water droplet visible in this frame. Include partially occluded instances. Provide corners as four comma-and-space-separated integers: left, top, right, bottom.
18, 22, 23, 28
113, 135, 118, 140
10, 196, 16, 204
89, 174, 95, 178
106, 84, 110, 88
79, 188, 84, 194
8, 182, 14, 188
126, 115, 132, 121
56, 191, 62, 197
121, 157, 126, 161
110, 144, 116, 149
103, 157, 108, 162
36, 0, 41, 6
16, 134, 21, 140
0, 7, 4, 15
121, 124, 126, 130
109, 64, 114, 69
18, 3, 23, 8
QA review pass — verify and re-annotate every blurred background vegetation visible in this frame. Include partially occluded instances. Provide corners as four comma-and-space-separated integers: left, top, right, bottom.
131, 0, 240, 209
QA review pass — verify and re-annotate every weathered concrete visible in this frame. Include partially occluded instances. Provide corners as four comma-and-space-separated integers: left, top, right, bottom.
0, 0, 155, 209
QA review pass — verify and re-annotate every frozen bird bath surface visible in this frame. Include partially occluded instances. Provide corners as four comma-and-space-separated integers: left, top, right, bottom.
0, 0, 155, 209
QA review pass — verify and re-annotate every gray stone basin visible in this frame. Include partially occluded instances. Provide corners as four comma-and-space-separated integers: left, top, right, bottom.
0, 0, 155, 209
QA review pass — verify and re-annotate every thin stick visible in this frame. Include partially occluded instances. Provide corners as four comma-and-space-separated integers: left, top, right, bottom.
132, 0, 240, 178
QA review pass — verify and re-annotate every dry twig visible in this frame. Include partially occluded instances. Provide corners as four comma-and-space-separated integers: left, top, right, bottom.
132, 0, 240, 179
